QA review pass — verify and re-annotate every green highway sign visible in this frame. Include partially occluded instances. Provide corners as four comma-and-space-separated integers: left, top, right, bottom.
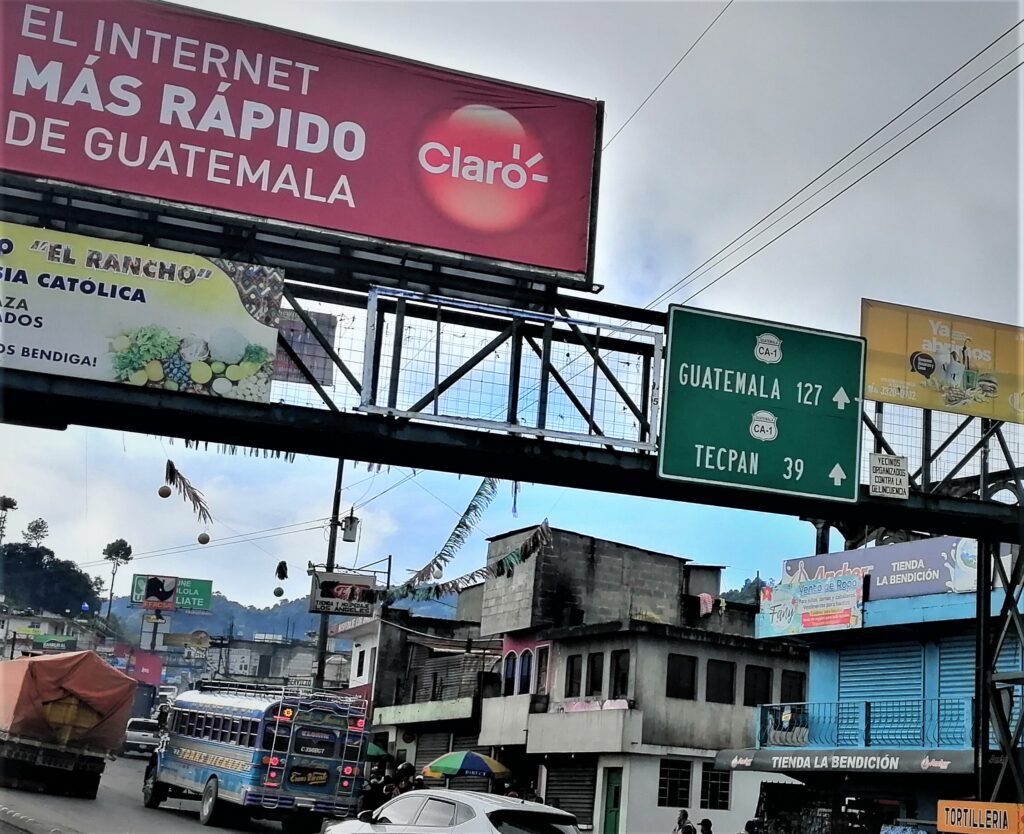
658, 307, 865, 502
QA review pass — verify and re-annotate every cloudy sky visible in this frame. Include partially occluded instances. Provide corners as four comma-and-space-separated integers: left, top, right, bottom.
1, 0, 1020, 609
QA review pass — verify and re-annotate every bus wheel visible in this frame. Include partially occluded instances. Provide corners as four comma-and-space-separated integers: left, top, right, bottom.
199, 777, 229, 827
282, 813, 324, 834
142, 762, 167, 809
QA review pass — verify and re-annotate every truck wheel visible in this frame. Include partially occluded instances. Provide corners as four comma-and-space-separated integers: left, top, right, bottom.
199, 776, 228, 827
70, 772, 101, 800
281, 813, 324, 834
143, 762, 168, 809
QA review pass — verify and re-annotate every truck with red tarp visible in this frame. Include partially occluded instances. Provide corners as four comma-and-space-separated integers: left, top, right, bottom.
0, 650, 137, 798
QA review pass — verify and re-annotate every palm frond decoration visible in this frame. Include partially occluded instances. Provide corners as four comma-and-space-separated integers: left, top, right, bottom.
384, 520, 551, 603
407, 477, 499, 587
160, 437, 296, 462
165, 460, 214, 525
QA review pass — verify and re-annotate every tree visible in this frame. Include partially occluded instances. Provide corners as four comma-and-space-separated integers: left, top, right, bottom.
0, 542, 101, 614
102, 538, 133, 623
722, 574, 772, 605
22, 518, 49, 547
0, 496, 17, 547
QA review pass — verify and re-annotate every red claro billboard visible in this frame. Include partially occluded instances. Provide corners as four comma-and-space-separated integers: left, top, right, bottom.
1, 1, 602, 279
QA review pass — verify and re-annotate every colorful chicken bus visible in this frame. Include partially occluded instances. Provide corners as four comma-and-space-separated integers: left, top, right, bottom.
142, 681, 368, 833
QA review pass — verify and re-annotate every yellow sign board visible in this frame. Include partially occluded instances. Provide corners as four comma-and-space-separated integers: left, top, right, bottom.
861, 299, 1024, 423
938, 801, 1023, 834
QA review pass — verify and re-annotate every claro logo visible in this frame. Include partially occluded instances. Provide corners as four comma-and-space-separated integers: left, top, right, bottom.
417, 105, 549, 232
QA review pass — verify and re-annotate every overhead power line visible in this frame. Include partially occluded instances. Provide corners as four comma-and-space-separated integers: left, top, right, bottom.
669, 37, 1024, 304
644, 15, 1024, 310
603, 0, 735, 151
681, 55, 1024, 305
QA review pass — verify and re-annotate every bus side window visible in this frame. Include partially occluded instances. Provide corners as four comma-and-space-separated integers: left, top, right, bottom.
186, 712, 197, 736
230, 719, 242, 744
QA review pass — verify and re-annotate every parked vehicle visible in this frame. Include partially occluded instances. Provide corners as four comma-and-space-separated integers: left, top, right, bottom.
0, 651, 137, 799
327, 790, 581, 834
142, 681, 368, 833
122, 718, 160, 756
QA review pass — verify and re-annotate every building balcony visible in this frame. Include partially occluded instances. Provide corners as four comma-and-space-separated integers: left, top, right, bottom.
525, 700, 643, 755
374, 696, 475, 726
757, 698, 973, 750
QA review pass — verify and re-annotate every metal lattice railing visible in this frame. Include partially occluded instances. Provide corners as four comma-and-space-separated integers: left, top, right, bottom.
758, 698, 973, 749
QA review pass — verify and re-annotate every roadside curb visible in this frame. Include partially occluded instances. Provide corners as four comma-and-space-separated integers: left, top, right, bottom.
0, 802, 83, 834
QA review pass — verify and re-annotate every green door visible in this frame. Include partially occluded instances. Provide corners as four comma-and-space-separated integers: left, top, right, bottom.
602, 768, 623, 834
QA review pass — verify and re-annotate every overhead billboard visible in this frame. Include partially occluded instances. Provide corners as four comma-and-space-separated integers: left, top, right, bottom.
756, 576, 863, 638
1, 1, 601, 279
0, 222, 284, 400
780, 537, 1013, 601
131, 575, 214, 612
861, 299, 1022, 423
309, 571, 377, 616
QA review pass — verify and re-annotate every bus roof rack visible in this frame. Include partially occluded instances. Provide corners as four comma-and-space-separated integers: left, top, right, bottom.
194, 679, 367, 710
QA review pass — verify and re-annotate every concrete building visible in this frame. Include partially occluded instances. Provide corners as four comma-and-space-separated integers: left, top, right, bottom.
1, 605, 113, 658
714, 537, 1019, 831
204, 634, 347, 687
476, 526, 807, 833
333, 595, 499, 785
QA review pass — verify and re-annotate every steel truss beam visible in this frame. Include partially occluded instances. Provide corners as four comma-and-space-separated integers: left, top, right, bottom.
2, 369, 1020, 544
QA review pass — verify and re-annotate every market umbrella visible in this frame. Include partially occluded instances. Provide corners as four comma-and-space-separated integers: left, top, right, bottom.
366, 742, 388, 758
421, 751, 510, 778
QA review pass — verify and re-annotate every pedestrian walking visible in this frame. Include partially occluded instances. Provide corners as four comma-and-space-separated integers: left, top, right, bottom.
675, 809, 697, 834
700, 818, 714, 834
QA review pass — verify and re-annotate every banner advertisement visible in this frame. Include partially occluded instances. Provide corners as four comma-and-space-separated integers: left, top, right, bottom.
1, 1, 600, 277
131, 574, 214, 611
861, 299, 1023, 423
309, 571, 377, 616
0, 221, 284, 400
756, 576, 863, 638
162, 630, 211, 649
780, 537, 1013, 601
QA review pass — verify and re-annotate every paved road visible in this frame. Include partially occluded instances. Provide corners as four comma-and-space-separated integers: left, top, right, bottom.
0, 755, 285, 834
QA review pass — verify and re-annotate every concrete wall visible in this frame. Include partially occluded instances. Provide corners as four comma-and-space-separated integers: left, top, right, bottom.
456, 584, 484, 622
616, 754, 784, 834
481, 527, 723, 637
479, 694, 532, 746
635, 634, 805, 749
527, 708, 643, 755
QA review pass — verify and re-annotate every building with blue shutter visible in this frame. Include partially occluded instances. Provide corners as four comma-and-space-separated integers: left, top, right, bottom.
714, 537, 1019, 831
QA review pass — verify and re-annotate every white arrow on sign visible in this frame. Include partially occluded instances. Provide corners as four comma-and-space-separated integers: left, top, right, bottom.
829, 464, 847, 486
832, 387, 851, 410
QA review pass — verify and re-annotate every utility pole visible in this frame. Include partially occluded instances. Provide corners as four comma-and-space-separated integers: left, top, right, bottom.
313, 459, 345, 690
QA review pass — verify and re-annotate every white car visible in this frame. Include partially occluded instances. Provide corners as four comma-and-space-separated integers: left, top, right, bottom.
122, 718, 161, 756
328, 790, 581, 834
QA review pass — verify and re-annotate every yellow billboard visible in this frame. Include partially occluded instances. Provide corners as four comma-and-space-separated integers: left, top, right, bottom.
862, 299, 1024, 423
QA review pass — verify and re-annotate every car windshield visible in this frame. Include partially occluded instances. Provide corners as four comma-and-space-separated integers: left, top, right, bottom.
128, 720, 159, 732
488, 811, 582, 834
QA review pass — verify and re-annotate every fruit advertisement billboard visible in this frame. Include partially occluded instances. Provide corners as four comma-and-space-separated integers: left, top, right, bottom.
862, 299, 1024, 423
1, 0, 602, 279
0, 221, 283, 401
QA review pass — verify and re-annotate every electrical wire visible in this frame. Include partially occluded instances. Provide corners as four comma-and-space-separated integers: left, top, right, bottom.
681, 55, 1024, 305
506, 25, 1024, 420
642, 15, 1024, 310
665, 37, 1024, 305
603, 0, 736, 151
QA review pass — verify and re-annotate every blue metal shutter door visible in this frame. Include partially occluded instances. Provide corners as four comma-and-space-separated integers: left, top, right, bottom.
838, 643, 923, 746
